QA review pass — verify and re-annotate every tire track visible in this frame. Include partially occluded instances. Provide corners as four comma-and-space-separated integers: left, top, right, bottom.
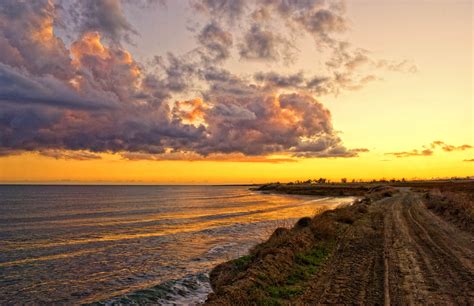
298, 190, 474, 305
384, 191, 474, 304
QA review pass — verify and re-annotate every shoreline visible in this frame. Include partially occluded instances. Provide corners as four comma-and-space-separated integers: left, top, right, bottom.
86, 189, 355, 305
205, 182, 474, 305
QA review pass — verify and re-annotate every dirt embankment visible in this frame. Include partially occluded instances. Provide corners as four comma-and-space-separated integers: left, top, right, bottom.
206, 187, 474, 305
255, 183, 370, 197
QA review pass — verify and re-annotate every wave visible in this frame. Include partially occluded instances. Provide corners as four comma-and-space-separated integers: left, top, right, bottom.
95, 273, 211, 306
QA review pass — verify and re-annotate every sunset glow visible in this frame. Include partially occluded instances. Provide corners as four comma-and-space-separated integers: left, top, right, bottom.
0, 0, 472, 183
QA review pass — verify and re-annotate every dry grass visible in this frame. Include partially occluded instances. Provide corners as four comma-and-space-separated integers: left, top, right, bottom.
206, 187, 397, 305
424, 189, 474, 233
256, 183, 369, 197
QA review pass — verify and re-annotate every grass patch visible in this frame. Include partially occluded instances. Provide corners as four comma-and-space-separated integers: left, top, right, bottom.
231, 254, 253, 271
266, 285, 304, 298
290, 244, 330, 283
296, 244, 331, 267
257, 298, 283, 306
259, 243, 332, 303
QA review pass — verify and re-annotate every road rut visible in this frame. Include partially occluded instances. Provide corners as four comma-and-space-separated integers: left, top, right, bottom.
298, 191, 474, 304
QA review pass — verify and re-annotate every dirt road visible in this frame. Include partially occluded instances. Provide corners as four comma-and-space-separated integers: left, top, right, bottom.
297, 190, 474, 304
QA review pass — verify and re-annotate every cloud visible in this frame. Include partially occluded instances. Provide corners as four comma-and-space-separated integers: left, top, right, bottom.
431, 140, 472, 152
256, 0, 347, 48
351, 148, 370, 153
386, 141, 473, 158
172, 98, 207, 124
292, 134, 366, 158
253, 69, 378, 96
464, 159, 474, 162
121, 151, 296, 163
70, 31, 142, 101
0, 63, 118, 110
254, 71, 305, 88
197, 22, 233, 63
377, 59, 418, 73
297, 8, 347, 41
153, 52, 199, 93
239, 24, 290, 61
189, 0, 414, 97
39, 149, 101, 160
191, 0, 247, 24
0, 0, 386, 161
385, 149, 434, 158
0, 0, 73, 79
0, 3, 206, 158
193, 83, 359, 157
61, 0, 137, 44
193, 0, 350, 64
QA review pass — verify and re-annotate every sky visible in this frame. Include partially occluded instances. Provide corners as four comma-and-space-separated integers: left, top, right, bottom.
0, 0, 472, 184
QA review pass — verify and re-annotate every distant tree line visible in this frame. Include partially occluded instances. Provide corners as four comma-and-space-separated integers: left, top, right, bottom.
265, 176, 472, 186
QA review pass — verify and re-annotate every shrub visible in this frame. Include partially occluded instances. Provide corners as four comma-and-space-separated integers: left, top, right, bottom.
424, 189, 473, 233
295, 217, 312, 228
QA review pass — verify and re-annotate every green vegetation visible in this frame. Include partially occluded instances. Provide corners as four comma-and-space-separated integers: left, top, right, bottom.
259, 243, 332, 304
207, 186, 399, 305
266, 285, 304, 298
231, 254, 254, 271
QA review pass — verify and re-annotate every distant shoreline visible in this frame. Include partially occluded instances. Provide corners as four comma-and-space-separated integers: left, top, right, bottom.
1, 179, 472, 187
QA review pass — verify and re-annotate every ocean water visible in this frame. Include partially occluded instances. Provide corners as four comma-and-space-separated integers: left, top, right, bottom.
0, 185, 355, 304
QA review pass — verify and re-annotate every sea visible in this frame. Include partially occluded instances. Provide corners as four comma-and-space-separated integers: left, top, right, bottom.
0, 185, 355, 304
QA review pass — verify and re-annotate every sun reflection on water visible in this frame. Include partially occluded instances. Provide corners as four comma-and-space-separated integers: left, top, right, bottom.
0, 185, 354, 304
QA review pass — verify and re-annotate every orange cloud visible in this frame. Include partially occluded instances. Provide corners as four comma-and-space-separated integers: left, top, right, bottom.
69, 31, 141, 96
173, 98, 207, 124
385, 149, 433, 158
71, 32, 110, 62
39, 149, 101, 160
431, 140, 472, 152
30, 17, 54, 43
0, 2, 360, 161
386, 141, 473, 158
121, 151, 296, 163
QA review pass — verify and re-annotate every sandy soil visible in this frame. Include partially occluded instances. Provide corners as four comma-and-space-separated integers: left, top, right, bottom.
296, 190, 474, 304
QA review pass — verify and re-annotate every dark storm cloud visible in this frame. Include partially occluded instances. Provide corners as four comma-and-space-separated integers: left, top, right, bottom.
191, 78, 359, 157
0, 0, 74, 79
0, 63, 117, 110
0, 0, 372, 161
0, 1, 207, 157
